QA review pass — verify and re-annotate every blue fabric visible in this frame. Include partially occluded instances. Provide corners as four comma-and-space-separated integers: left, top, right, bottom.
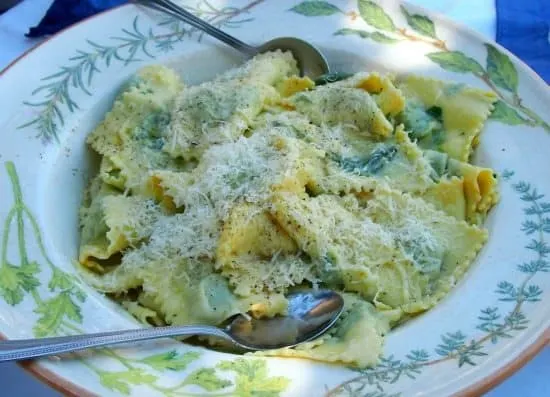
26, 0, 127, 38
496, 0, 549, 83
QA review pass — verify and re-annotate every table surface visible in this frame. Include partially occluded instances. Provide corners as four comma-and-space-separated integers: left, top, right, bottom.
1, 0, 548, 395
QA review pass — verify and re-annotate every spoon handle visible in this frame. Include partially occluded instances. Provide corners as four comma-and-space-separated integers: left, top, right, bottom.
133, 0, 259, 56
0, 325, 231, 362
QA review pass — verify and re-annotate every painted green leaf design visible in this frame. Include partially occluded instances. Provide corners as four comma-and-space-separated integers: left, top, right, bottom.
0, 266, 24, 305
289, 1, 342, 16
485, 43, 518, 93
335, 27, 370, 38
371, 31, 399, 43
184, 368, 232, 391
33, 292, 82, 337
218, 359, 290, 396
98, 369, 157, 395
400, 5, 437, 38
0, 262, 40, 305
334, 28, 398, 43
358, 0, 396, 32
427, 51, 484, 75
489, 100, 527, 125
139, 350, 200, 371
48, 267, 73, 291
48, 267, 86, 302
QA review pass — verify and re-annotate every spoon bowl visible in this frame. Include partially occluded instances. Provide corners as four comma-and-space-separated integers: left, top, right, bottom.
226, 289, 344, 350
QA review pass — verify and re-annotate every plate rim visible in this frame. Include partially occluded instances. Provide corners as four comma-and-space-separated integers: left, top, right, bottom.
0, 1, 548, 396
0, 4, 122, 397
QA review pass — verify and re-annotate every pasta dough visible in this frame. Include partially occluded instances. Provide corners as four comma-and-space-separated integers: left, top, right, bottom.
396, 75, 497, 162
78, 51, 498, 368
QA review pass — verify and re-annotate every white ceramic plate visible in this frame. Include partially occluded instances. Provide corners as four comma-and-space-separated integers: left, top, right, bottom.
0, 1, 549, 396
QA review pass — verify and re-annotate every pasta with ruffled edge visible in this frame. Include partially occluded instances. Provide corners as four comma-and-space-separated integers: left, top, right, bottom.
86, 65, 184, 193
396, 74, 497, 162
79, 175, 164, 270
331, 71, 406, 117
422, 149, 499, 224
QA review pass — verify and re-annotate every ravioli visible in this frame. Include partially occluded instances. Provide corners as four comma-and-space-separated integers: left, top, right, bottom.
396, 75, 497, 162
79, 51, 498, 369
422, 149, 499, 224
333, 71, 406, 117
87, 65, 184, 192
164, 80, 279, 159
215, 50, 299, 86
320, 125, 434, 194
360, 186, 488, 312
216, 202, 316, 296
79, 175, 163, 269
288, 84, 394, 138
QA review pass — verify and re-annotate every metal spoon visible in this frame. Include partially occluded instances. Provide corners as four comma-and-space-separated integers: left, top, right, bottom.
0, 289, 344, 362
132, 0, 330, 79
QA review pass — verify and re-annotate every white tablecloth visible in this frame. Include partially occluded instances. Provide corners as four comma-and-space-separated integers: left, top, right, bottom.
0, 0, 548, 395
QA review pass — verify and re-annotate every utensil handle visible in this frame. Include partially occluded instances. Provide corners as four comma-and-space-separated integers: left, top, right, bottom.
133, 0, 258, 56
0, 325, 230, 362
